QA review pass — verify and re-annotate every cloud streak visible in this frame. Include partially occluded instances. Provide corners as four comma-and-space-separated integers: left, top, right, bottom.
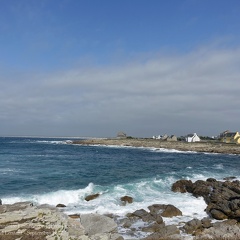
1, 44, 240, 137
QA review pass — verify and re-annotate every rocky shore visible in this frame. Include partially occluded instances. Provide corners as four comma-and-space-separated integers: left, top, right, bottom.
71, 138, 240, 155
1, 178, 240, 240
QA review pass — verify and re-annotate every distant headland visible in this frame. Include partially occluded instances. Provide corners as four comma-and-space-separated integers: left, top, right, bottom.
71, 138, 240, 155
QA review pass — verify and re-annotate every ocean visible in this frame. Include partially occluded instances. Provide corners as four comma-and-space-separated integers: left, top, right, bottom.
1, 136, 240, 238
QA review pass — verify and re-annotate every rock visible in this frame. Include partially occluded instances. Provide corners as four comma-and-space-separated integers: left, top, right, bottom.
194, 219, 240, 240
120, 195, 133, 204
80, 213, 119, 237
191, 180, 212, 199
0, 201, 123, 240
223, 176, 236, 181
171, 179, 193, 193
143, 225, 180, 240
68, 214, 80, 219
128, 209, 156, 222
182, 218, 202, 234
209, 209, 228, 220
172, 178, 240, 221
201, 217, 212, 228
0, 199, 2, 205
148, 204, 182, 218
56, 203, 66, 207
85, 193, 100, 201
142, 222, 165, 232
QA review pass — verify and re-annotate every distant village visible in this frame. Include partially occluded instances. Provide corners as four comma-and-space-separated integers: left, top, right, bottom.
117, 130, 240, 144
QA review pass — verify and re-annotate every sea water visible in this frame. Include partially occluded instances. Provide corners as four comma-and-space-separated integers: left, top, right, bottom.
1, 137, 240, 238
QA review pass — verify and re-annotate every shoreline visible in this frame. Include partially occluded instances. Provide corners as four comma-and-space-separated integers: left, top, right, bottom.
71, 138, 240, 155
1, 177, 240, 239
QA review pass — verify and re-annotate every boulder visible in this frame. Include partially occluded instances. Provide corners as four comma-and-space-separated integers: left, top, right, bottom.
201, 217, 213, 228
142, 222, 165, 232
182, 218, 202, 234
56, 203, 66, 207
148, 204, 182, 218
85, 193, 100, 201
143, 225, 180, 240
208, 209, 228, 220
80, 213, 118, 236
171, 179, 193, 193
120, 195, 133, 204
128, 209, 156, 222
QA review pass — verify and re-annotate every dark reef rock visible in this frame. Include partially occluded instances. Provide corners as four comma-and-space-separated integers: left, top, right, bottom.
148, 204, 182, 218
120, 195, 133, 204
172, 178, 240, 221
85, 193, 100, 201
171, 179, 193, 193
56, 203, 66, 207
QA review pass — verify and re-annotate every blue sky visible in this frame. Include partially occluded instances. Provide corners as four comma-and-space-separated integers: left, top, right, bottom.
1, 0, 240, 137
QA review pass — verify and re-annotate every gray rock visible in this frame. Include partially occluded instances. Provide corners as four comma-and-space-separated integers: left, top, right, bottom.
80, 213, 118, 236
148, 204, 182, 218
143, 225, 180, 239
182, 218, 202, 234
194, 219, 240, 240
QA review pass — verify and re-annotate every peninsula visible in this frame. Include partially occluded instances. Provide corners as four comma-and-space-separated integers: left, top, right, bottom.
72, 138, 240, 155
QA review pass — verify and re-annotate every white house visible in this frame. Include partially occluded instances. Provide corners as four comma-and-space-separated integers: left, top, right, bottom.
185, 133, 201, 142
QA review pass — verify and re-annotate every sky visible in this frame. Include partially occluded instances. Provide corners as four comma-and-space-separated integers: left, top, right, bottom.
0, 0, 240, 137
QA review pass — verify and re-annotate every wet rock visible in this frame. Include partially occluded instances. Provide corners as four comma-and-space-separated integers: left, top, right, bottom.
172, 178, 240, 221
171, 179, 193, 193
223, 176, 236, 181
85, 193, 100, 201
148, 204, 182, 218
128, 209, 156, 222
120, 195, 133, 204
56, 203, 66, 207
191, 180, 212, 199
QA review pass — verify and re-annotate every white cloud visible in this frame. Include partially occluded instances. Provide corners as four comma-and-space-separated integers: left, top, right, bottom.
1, 45, 240, 137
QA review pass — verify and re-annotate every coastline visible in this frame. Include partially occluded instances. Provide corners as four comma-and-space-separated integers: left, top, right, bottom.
71, 138, 240, 155
2, 177, 240, 240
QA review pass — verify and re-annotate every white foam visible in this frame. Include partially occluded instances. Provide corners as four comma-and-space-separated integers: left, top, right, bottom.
2, 178, 208, 239
36, 140, 69, 144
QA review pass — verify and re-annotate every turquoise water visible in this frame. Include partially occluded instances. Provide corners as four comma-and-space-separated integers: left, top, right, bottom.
1, 137, 240, 238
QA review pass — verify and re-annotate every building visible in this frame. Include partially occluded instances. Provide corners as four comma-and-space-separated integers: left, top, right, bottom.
219, 131, 240, 144
185, 133, 201, 142
166, 135, 178, 142
117, 131, 127, 138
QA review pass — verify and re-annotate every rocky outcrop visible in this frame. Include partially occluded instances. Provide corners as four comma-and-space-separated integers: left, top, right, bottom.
0, 202, 122, 240
80, 213, 123, 239
172, 178, 240, 221
194, 219, 240, 240
118, 204, 183, 239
